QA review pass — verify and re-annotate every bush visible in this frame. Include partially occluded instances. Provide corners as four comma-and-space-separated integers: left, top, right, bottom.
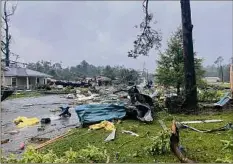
215, 137, 233, 163
198, 89, 223, 102
1, 144, 109, 163
145, 131, 171, 155
63, 86, 73, 92
37, 84, 51, 90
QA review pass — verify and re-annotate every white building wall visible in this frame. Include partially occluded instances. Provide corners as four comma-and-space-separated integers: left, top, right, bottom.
4, 77, 12, 86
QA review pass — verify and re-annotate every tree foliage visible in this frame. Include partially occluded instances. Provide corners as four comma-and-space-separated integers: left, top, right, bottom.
26, 60, 140, 83
204, 64, 230, 82
155, 27, 205, 94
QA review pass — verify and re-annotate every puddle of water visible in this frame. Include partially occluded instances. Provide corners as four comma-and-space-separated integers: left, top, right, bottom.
1, 95, 80, 156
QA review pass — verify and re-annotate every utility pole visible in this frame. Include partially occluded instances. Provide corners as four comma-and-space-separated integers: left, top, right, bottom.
180, 0, 197, 112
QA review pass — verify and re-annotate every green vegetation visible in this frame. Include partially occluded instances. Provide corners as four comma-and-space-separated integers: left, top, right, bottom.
215, 138, 233, 163
26, 60, 140, 83
1, 145, 109, 163
44, 111, 233, 163
3, 111, 232, 163
198, 89, 224, 102
155, 27, 205, 95
8, 91, 42, 100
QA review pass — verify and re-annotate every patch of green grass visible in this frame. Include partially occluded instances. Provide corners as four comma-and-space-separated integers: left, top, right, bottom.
8, 91, 42, 99
170, 111, 233, 162
44, 111, 233, 163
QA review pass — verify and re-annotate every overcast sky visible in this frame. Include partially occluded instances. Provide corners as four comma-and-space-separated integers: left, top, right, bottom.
7, 1, 233, 72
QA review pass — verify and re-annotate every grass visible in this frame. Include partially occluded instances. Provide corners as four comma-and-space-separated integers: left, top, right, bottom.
42, 110, 233, 163
8, 91, 42, 99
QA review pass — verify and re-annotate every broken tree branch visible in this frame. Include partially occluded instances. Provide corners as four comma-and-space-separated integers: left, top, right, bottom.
128, 0, 161, 58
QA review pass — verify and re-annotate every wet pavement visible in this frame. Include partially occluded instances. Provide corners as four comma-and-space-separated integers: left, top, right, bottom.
1, 95, 79, 156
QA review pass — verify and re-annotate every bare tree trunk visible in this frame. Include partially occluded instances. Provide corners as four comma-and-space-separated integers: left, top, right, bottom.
176, 83, 180, 96
4, 16, 10, 67
221, 65, 224, 82
180, 0, 197, 112
1, 1, 17, 67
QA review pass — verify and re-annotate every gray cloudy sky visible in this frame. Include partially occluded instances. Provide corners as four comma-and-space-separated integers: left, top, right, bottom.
8, 1, 232, 72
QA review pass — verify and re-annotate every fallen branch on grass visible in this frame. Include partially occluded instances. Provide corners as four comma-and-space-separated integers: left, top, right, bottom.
170, 120, 195, 163
176, 122, 233, 133
118, 140, 133, 149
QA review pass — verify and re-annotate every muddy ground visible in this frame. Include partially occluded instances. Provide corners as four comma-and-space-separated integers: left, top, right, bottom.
1, 95, 79, 156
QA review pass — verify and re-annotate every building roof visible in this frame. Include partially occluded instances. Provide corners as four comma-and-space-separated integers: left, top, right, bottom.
4, 67, 52, 77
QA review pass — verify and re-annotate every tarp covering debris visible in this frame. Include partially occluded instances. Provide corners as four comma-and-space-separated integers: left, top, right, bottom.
75, 103, 126, 125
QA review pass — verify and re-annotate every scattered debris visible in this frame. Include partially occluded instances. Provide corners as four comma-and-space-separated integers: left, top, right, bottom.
122, 130, 139, 137
180, 119, 223, 124
24, 104, 33, 107
49, 108, 61, 112
8, 130, 20, 135
41, 118, 51, 124
176, 122, 233, 133
37, 126, 45, 131
76, 89, 81, 94
13, 116, 39, 128
66, 94, 75, 99
59, 105, 71, 117
105, 129, 116, 142
89, 121, 115, 131
158, 120, 168, 131
214, 92, 231, 107
115, 86, 155, 122
29, 137, 50, 144
19, 142, 25, 150
1, 139, 10, 144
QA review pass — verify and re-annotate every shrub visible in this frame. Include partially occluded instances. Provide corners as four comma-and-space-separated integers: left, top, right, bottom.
37, 84, 51, 90
198, 89, 223, 102
145, 130, 171, 155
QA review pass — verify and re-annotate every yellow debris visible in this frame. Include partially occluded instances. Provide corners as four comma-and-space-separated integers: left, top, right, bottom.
89, 121, 115, 131
13, 116, 39, 128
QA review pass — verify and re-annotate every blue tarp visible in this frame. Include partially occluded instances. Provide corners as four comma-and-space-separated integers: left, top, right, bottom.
75, 103, 126, 124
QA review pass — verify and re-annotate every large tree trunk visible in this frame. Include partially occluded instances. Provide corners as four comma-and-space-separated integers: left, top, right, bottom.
220, 65, 224, 82
180, 0, 197, 112
176, 83, 180, 96
5, 22, 10, 67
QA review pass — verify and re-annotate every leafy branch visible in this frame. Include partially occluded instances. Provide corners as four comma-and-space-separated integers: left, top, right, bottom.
128, 0, 162, 58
